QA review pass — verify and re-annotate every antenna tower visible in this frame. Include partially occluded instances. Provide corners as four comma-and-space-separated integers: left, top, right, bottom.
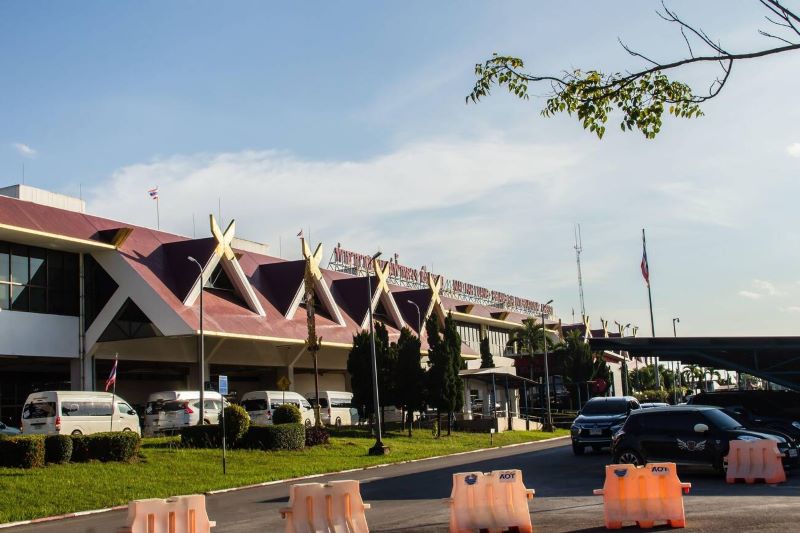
574, 223, 586, 318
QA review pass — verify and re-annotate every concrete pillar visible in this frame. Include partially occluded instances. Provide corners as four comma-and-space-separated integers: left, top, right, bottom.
187, 360, 211, 391
70, 359, 82, 391
277, 366, 293, 391
82, 353, 96, 391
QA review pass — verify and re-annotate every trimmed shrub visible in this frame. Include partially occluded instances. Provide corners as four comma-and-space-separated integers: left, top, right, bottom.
181, 425, 220, 448
273, 404, 302, 425
305, 426, 329, 447
45, 434, 73, 464
220, 405, 250, 445
70, 435, 91, 462
243, 424, 305, 451
87, 432, 141, 462
0, 435, 45, 468
634, 389, 670, 403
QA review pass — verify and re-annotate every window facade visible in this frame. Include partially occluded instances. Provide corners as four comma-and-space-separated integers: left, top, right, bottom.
455, 322, 481, 352
0, 241, 79, 316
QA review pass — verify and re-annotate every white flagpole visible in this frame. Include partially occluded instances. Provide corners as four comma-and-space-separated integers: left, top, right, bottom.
109, 353, 118, 432
156, 196, 160, 230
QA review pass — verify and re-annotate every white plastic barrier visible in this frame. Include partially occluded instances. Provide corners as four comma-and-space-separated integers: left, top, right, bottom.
119, 494, 215, 533
280, 480, 371, 533
444, 469, 534, 533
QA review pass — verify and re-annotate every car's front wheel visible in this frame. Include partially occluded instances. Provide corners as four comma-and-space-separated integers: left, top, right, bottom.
572, 441, 585, 456
615, 449, 644, 466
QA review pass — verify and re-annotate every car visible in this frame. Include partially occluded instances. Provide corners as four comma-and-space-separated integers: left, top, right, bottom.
144, 391, 227, 436
305, 391, 360, 427
611, 405, 799, 472
21, 390, 141, 436
640, 402, 669, 409
570, 396, 641, 455
686, 391, 800, 441
240, 390, 315, 427
0, 421, 21, 436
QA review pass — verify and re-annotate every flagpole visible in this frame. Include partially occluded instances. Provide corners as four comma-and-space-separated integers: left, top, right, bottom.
642, 229, 660, 389
110, 353, 118, 432
156, 197, 160, 230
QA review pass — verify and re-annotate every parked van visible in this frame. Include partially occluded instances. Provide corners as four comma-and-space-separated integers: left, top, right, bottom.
240, 391, 314, 427
305, 391, 359, 427
21, 391, 140, 436
144, 391, 226, 436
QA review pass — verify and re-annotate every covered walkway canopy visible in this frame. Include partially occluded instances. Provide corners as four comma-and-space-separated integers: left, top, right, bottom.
588, 337, 800, 391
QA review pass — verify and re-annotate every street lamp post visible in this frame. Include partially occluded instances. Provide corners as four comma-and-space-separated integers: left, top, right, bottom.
367, 251, 388, 455
542, 299, 554, 432
187, 256, 205, 426
407, 300, 421, 336
672, 317, 680, 403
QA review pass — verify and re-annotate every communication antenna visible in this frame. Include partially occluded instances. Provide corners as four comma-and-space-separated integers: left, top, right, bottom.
574, 223, 586, 319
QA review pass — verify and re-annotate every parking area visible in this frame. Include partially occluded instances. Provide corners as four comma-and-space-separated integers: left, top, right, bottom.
9, 437, 800, 532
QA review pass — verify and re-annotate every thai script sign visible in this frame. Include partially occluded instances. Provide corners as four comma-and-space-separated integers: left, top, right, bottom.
329, 246, 553, 317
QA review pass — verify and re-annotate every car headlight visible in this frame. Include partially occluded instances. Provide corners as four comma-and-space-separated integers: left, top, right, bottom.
737, 435, 760, 442
792, 421, 800, 430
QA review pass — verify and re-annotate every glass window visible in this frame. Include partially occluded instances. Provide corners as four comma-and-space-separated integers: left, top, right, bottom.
11, 285, 28, 311
29, 287, 46, 313
118, 402, 134, 414
10, 246, 29, 284
29, 249, 46, 286
22, 401, 56, 419
0, 243, 8, 283
0, 284, 8, 310
242, 399, 268, 411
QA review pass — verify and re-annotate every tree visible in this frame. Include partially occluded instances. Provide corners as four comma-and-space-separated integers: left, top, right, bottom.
510, 318, 547, 380
556, 330, 611, 406
468, 1, 800, 139
425, 314, 461, 436
444, 312, 465, 436
395, 328, 426, 437
479, 336, 495, 368
347, 331, 374, 421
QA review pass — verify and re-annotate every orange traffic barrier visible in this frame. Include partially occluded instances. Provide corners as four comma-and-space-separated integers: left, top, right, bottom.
593, 463, 690, 530
725, 439, 786, 484
444, 469, 534, 533
280, 480, 371, 533
119, 494, 215, 533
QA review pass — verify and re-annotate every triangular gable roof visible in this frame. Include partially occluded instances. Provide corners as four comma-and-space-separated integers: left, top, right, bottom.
330, 275, 371, 327
284, 239, 345, 326
361, 260, 405, 331
161, 237, 217, 302
255, 259, 307, 316
182, 215, 265, 317
394, 288, 431, 335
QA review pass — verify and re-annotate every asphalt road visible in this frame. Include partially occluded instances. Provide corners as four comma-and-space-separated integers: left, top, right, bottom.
8, 437, 800, 532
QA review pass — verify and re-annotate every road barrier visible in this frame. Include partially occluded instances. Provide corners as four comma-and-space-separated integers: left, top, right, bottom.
444, 469, 535, 533
119, 494, 215, 533
725, 439, 786, 484
593, 463, 690, 529
280, 480, 371, 533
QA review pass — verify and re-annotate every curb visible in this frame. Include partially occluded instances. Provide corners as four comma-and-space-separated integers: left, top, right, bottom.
0, 435, 568, 528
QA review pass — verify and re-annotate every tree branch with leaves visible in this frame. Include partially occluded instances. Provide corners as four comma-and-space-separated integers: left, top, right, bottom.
468, 1, 800, 139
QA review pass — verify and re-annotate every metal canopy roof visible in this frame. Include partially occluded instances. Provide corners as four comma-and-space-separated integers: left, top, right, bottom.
588, 336, 800, 391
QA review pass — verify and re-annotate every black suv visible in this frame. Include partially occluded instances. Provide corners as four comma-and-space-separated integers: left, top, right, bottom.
611, 405, 798, 471
686, 391, 800, 441
570, 396, 640, 455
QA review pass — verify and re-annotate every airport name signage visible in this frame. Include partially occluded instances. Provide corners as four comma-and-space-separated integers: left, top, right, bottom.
331, 246, 552, 316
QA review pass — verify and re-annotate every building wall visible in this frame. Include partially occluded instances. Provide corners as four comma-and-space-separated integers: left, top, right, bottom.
0, 309, 78, 357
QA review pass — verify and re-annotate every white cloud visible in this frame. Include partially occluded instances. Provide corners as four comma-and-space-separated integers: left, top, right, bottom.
738, 290, 761, 300
12, 143, 36, 158
753, 279, 780, 296
782, 306, 800, 313
787, 143, 800, 158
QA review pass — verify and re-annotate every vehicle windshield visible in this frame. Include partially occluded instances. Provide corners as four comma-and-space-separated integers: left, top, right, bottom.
22, 401, 56, 420
162, 401, 188, 412
703, 408, 744, 430
581, 400, 628, 415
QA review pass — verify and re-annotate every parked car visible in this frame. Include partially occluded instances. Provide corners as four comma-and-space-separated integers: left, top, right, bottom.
611, 405, 798, 472
305, 391, 359, 427
687, 391, 800, 441
21, 391, 140, 436
570, 396, 641, 455
240, 390, 314, 427
144, 390, 227, 436
640, 402, 669, 409
0, 421, 21, 436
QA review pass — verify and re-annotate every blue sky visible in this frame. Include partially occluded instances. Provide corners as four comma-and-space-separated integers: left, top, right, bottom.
2, 1, 800, 336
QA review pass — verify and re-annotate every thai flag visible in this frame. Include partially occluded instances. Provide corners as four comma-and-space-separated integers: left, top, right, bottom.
148, 187, 159, 200
105, 358, 118, 392
641, 244, 650, 287
297, 229, 303, 238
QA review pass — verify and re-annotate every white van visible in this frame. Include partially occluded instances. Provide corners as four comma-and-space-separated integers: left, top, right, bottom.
305, 391, 359, 427
240, 391, 314, 427
21, 391, 140, 436
144, 391, 227, 436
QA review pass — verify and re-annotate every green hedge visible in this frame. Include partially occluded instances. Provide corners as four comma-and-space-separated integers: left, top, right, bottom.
180, 425, 221, 448
86, 432, 140, 462
273, 404, 302, 425
70, 435, 91, 462
305, 426, 329, 447
0, 436, 45, 468
220, 405, 250, 444
243, 424, 305, 450
45, 435, 73, 464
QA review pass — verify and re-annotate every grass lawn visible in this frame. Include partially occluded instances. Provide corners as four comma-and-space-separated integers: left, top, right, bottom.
0, 427, 567, 523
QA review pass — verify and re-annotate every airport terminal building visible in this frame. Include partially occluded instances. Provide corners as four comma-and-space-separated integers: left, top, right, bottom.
0, 184, 627, 422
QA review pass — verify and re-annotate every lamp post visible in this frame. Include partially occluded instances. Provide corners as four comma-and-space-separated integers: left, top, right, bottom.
407, 300, 421, 336
367, 251, 388, 455
614, 321, 630, 396
187, 256, 205, 426
541, 299, 554, 432
672, 317, 680, 403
